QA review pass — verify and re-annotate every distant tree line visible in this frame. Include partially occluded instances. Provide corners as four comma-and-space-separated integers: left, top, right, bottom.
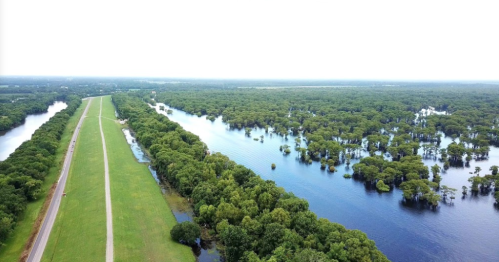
112, 92, 389, 262
153, 86, 499, 207
0, 95, 81, 247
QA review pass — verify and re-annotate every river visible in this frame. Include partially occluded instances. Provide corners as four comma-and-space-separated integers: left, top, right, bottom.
0, 101, 68, 161
153, 103, 499, 262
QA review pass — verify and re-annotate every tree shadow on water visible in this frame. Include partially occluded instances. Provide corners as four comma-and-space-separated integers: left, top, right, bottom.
399, 199, 440, 214
191, 238, 223, 262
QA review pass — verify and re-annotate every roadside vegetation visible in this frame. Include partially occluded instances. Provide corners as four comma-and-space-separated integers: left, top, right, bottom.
113, 93, 389, 262
0, 95, 81, 250
0, 98, 87, 261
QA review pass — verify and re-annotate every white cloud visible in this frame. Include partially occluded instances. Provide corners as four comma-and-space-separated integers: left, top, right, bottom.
1, 0, 498, 80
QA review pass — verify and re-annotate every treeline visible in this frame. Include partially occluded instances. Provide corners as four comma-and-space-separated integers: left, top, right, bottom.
155, 86, 499, 153
112, 92, 388, 262
0, 93, 62, 131
0, 95, 82, 246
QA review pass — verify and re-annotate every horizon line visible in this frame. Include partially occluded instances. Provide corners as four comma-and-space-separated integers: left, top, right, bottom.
1, 75, 499, 83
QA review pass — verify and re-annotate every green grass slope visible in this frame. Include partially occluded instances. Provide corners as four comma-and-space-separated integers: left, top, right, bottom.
42, 98, 106, 262
100, 96, 194, 262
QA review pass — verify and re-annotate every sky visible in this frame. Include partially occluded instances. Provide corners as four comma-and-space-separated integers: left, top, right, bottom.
1, 0, 498, 80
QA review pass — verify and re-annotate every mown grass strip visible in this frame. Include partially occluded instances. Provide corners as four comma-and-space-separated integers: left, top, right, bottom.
41, 99, 107, 262
0, 100, 89, 262
101, 96, 194, 262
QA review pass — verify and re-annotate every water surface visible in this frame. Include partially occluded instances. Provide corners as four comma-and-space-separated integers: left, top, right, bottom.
154, 103, 499, 262
0, 101, 67, 161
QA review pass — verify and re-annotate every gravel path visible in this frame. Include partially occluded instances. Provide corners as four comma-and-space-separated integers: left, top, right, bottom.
99, 97, 114, 262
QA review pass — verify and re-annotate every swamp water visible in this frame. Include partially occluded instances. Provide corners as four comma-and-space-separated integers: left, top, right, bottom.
153, 103, 499, 262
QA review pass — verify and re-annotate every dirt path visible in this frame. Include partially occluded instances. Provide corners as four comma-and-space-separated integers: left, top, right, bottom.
27, 98, 92, 262
99, 97, 114, 262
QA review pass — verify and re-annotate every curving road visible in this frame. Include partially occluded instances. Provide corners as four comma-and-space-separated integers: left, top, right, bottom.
99, 97, 114, 262
27, 98, 93, 262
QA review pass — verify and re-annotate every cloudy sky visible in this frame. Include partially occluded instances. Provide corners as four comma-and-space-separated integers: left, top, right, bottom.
1, 0, 498, 80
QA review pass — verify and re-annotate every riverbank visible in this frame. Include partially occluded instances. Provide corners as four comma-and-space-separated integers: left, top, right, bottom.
121, 120, 222, 261
0, 100, 87, 262
0, 101, 67, 161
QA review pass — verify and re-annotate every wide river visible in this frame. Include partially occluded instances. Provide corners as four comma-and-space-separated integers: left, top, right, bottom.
0, 101, 67, 161
153, 103, 499, 262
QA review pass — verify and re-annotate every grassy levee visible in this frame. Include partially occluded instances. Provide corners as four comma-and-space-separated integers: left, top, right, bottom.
0, 99, 89, 262
101, 96, 194, 262
41, 98, 107, 262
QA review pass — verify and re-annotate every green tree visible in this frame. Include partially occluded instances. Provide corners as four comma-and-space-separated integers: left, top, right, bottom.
424, 191, 441, 208
489, 165, 498, 176
474, 166, 482, 176
400, 179, 436, 201
376, 180, 390, 192
259, 223, 286, 256
170, 221, 201, 245
292, 211, 318, 238
431, 164, 441, 178
292, 248, 331, 262
221, 225, 251, 262
245, 127, 252, 136
462, 185, 468, 195
440, 185, 457, 203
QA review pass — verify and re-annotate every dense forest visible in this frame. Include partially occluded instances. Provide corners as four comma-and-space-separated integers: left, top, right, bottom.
153, 86, 499, 207
0, 95, 81, 246
113, 93, 389, 262
0, 93, 62, 131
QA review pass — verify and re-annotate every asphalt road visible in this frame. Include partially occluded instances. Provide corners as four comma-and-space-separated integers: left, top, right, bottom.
27, 98, 93, 262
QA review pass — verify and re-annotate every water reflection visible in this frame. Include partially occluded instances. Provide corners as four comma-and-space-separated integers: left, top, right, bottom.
122, 128, 150, 163
0, 101, 67, 161
153, 103, 499, 262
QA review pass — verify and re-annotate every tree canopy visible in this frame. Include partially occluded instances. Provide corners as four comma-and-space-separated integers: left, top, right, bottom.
112, 92, 389, 262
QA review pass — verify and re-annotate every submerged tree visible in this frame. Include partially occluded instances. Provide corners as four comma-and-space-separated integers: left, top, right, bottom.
440, 185, 457, 203
376, 180, 390, 192
245, 127, 252, 137
474, 166, 482, 176
424, 191, 442, 208
490, 165, 498, 176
